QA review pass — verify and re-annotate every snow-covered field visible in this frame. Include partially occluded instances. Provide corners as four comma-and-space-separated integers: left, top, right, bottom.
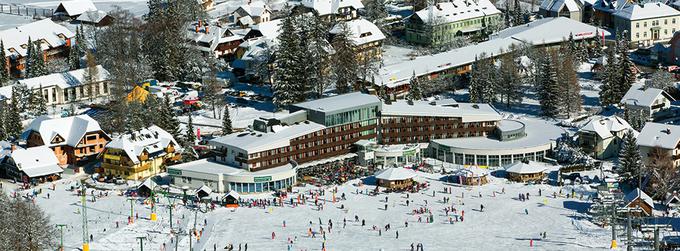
10, 169, 618, 251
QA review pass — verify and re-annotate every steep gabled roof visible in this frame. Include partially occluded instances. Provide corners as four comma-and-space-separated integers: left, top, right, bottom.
301, 0, 364, 16
0, 19, 75, 58
24, 115, 105, 148
330, 18, 386, 46
613, 2, 680, 20
54, 0, 98, 17
621, 84, 674, 108
105, 125, 181, 164
413, 0, 501, 25
637, 122, 680, 149
624, 188, 654, 208
234, 1, 271, 17
9, 146, 63, 178
579, 115, 635, 139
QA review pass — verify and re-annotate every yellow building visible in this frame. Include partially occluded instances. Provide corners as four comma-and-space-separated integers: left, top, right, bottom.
101, 125, 182, 180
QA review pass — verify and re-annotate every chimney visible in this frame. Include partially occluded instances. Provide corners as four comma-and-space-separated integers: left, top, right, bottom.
198, 20, 202, 27
205, 25, 210, 34
10, 144, 16, 153
195, 25, 199, 33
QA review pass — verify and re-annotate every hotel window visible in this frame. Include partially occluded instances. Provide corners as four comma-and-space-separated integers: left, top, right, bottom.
665, 19, 668, 25
674, 18, 677, 24
644, 22, 647, 27
636, 33, 639, 38
636, 23, 639, 28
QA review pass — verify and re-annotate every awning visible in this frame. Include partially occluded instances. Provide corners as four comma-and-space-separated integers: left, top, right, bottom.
22, 165, 63, 178
295, 153, 357, 169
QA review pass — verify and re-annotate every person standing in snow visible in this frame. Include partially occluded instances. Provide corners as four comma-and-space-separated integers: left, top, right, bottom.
396, 231, 399, 239
480, 204, 484, 212
525, 208, 528, 215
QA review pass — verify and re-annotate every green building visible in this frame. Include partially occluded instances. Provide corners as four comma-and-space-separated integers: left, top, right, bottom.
405, 0, 502, 46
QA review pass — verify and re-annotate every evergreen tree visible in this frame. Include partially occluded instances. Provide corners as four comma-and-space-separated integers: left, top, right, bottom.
28, 40, 47, 78
273, 14, 305, 107
125, 101, 146, 132
33, 85, 48, 116
365, 0, 388, 30
407, 71, 423, 101
504, 1, 511, 28
302, 14, 332, 97
0, 40, 9, 86
158, 95, 182, 140
513, 0, 523, 26
593, 29, 604, 58
618, 131, 642, 186
185, 113, 196, 146
599, 47, 619, 106
0, 102, 6, 141
222, 107, 232, 135
6, 94, 22, 140
469, 54, 496, 103
535, 48, 559, 118
556, 51, 581, 118
617, 44, 636, 95
24, 37, 33, 78
497, 51, 523, 108
331, 22, 358, 94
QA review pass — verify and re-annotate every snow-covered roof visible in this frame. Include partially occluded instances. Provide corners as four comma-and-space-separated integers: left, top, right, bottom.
292, 92, 381, 114
224, 190, 240, 199
16, 65, 109, 90
302, 0, 364, 16
451, 166, 490, 177
195, 185, 213, 196
105, 125, 181, 164
9, 146, 63, 178
188, 23, 244, 52
413, 0, 501, 25
374, 167, 417, 181
624, 188, 654, 208
238, 16, 254, 26
593, 0, 630, 13
621, 84, 673, 108
252, 19, 283, 41
138, 177, 158, 190
54, 0, 98, 17
613, 2, 680, 20
0, 141, 12, 161
75, 10, 110, 23
504, 161, 546, 174
579, 115, 635, 139
540, 0, 581, 12
372, 17, 607, 88
210, 121, 326, 153
381, 99, 502, 123
330, 18, 386, 46
24, 115, 104, 148
433, 118, 564, 151
234, 1, 270, 17
0, 19, 75, 58
637, 122, 680, 149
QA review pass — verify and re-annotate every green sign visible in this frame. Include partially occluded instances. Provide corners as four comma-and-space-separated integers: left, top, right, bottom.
168, 169, 182, 176
254, 176, 272, 182
403, 149, 417, 157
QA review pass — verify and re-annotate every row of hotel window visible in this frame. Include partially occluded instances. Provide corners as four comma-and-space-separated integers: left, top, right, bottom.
38, 83, 108, 103
434, 150, 546, 167
248, 129, 376, 159
635, 28, 676, 38
635, 18, 676, 28
248, 143, 355, 168
227, 177, 295, 193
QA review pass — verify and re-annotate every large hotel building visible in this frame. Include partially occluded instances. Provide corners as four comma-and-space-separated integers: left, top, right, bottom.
169, 93, 561, 193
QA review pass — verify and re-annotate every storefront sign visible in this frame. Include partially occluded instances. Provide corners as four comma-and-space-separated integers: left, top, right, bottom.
168, 169, 182, 176
254, 176, 272, 182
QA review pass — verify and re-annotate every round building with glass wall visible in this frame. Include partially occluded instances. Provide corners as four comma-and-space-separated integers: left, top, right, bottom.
428, 119, 565, 168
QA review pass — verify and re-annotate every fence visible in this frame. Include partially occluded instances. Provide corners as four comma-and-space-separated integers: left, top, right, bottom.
0, 4, 53, 18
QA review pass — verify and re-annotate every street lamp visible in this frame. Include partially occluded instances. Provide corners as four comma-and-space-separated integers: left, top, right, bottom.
136, 236, 147, 251
56, 224, 67, 251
